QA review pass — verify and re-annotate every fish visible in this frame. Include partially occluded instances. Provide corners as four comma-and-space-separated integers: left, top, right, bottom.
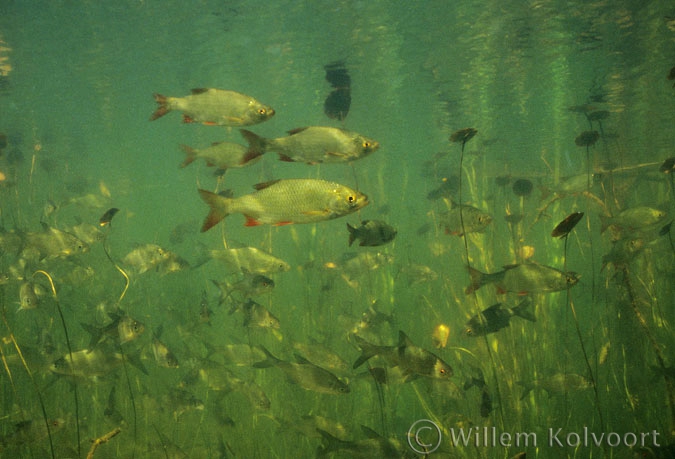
196, 365, 270, 410
551, 211, 584, 238
317, 425, 404, 459
398, 264, 438, 285
240, 127, 379, 164
80, 312, 145, 348
18, 280, 41, 311
179, 132, 265, 170
518, 373, 592, 399
198, 290, 213, 325
22, 225, 89, 260
150, 88, 275, 126
49, 346, 126, 378
463, 370, 493, 418
254, 346, 350, 395
600, 207, 668, 233
205, 342, 267, 367
464, 297, 536, 336
151, 328, 179, 368
324, 61, 351, 121
348, 301, 395, 340
288, 414, 352, 440
0, 418, 66, 451
68, 221, 105, 246
98, 207, 119, 227
122, 243, 172, 274
328, 251, 394, 287
165, 388, 205, 420
212, 274, 275, 304
234, 298, 280, 330
352, 330, 453, 381
199, 179, 368, 230
601, 237, 645, 271
438, 201, 492, 236
465, 263, 579, 295
347, 220, 397, 247
292, 341, 350, 375
207, 246, 291, 275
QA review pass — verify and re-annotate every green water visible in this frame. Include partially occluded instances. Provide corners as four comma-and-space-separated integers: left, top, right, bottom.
0, 1, 673, 458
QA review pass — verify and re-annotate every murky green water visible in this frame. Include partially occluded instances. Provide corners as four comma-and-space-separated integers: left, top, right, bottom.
0, 1, 673, 458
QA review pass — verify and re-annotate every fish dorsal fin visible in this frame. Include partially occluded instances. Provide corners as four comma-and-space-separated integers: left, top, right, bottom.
293, 353, 312, 365
398, 330, 413, 348
360, 425, 384, 440
191, 88, 209, 95
287, 127, 309, 136
253, 179, 281, 191
485, 303, 503, 311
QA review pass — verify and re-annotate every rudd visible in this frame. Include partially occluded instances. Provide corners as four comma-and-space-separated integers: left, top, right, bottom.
150, 88, 274, 126
466, 263, 579, 295
198, 179, 368, 231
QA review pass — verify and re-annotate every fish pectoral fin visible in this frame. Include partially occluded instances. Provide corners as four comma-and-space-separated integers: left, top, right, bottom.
272, 221, 293, 226
277, 153, 295, 162
182, 115, 195, 123
244, 216, 263, 227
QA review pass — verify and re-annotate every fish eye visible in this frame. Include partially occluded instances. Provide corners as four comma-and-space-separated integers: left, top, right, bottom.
363, 141, 370, 148
348, 195, 355, 204
258, 108, 266, 115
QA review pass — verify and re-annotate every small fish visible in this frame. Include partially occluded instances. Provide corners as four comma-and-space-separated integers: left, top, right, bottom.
18, 280, 41, 311
122, 243, 172, 274
205, 342, 267, 367
327, 252, 394, 288
464, 298, 536, 336
49, 346, 125, 378
235, 299, 280, 330
254, 346, 350, 395
353, 330, 453, 381
292, 341, 350, 375
150, 88, 275, 126
324, 61, 351, 121
438, 201, 492, 236
240, 127, 379, 164
601, 237, 645, 271
99, 207, 119, 227
212, 274, 274, 304
69, 221, 105, 246
431, 324, 450, 348
207, 246, 290, 275
466, 263, 579, 295
198, 290, 213, 325
179, 131, 264, 170
151, 328, 179, 369
398, 263, 438, 285
199, 179, 368, 230
551, 211, 584, 238
165, 387, 205, 420
518, 373, 592, 399
600, 207, 668, 233
348, 301, 395, 339
81, 312, 145, 348
346, 220, 397, 247
197, 365, 270, 410
23, 225, 89, 259
317, 425, 404, 459
290, 414, 352, 440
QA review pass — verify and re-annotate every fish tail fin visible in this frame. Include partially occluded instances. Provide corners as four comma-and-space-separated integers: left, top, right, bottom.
251, 345, 280, 369
150, 93, 171, 121
239, 129, 267, 163
80, 322, 102, 349
465, 266, 486, 294
198, 189, 231, 232
351, 334, 379, 369
179, 144, 198, 168
316, 428, 349, 458
513, 297, 536, 322
346, 222, 357, 246
598, 214, 610, 233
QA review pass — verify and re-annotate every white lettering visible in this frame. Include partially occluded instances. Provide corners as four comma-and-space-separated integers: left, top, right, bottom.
607, 432, 620, 447
516, 431, 537, 447
624, 432, 637, 447
449, 428, 472, 447
549, 428, 563, 447
499, 432, 511, 447
567, 432, 580, 447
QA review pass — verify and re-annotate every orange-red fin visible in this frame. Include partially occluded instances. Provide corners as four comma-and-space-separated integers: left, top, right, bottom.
182, 115, 195, 124
273, 221, 293, 226
244, 216, 262, 227
202, 121, 217, 126
150, 94, 169, 121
